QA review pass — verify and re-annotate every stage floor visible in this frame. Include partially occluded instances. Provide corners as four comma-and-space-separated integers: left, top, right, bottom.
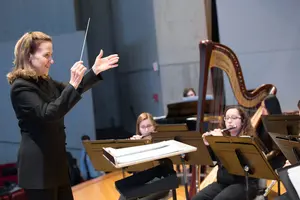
72, 171, 186, 200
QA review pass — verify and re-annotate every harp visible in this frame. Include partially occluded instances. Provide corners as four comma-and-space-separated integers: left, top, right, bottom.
196, 40, 276, 133
190, 40, 277, 196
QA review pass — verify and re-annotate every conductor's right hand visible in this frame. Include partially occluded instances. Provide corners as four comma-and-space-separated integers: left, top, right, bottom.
69, 61, 87, 89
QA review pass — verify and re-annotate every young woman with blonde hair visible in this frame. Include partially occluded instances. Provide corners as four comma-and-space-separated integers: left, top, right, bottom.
130, 112, 157, 140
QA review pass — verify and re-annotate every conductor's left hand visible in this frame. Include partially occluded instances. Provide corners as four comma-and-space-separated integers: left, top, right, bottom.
92, 50, 119, 75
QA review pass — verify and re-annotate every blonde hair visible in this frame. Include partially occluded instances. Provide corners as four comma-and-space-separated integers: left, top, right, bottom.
7, 31, 52, 84
135, 112, 156, 135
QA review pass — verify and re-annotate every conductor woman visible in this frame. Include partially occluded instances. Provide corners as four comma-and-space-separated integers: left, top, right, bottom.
7, 31, 119, 200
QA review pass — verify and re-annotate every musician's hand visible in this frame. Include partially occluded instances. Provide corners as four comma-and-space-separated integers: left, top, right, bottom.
283, 160, 291, 167
130, 135, 143, 140
92, 50, 119, 75
210, 129, 223, 136
202, 132, 211, 138
69, 61, 87, 89
202, 132, 212, 146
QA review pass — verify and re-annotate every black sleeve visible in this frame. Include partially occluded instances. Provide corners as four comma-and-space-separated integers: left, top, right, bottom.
52, 69, 103, 94
207, 146, 218, 162
76, 69, 103, 94
11, 80, 82, 122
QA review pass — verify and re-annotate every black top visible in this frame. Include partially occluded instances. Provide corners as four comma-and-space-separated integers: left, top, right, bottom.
10, 69, 102, 189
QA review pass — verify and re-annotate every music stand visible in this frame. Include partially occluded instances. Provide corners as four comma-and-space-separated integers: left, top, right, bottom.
83, 139, 158, 174
269, 132, 300, 165
156, 124, 188, 132
205, 136, 279, 200
261, 115, 300, 136
152, 131, 213, 166
152, 131, 214, 200
277, 162, 300, 200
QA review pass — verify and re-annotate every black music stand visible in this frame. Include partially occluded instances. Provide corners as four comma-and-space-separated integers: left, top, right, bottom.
83, 139, 158, 174
269, 133, 300, 165
152, 131, 214, 200
261, 115, 300, 136
261, 114, 300, 196
85, 140, 186, 200
115, 158, 179, 200
205, 136, 279, 200
277, 162, 300, 200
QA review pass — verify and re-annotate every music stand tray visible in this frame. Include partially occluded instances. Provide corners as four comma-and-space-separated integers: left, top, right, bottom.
83, 139, 157, 172
102, 140, 197, 169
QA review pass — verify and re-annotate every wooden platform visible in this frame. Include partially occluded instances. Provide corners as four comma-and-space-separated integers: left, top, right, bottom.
72, 170, 287, 200
72, 171, 186, 200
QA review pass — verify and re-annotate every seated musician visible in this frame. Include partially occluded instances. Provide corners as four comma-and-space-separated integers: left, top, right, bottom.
119, 112, 170, 200
130, 112, 156, 140
183, 87, 196, 97
192, 105, 259, 200
258, 94, 286, 169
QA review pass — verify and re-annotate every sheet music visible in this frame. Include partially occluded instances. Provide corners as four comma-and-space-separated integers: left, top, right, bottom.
116, 143, 180, 164
287, 165, 300, 198
104, 141, 171, 157
103, 140, 197, 168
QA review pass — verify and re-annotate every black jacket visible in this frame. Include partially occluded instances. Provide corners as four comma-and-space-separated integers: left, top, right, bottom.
10, 69, 102, 189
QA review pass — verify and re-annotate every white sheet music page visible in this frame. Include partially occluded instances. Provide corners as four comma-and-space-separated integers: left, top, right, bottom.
103, 140, 197, 168
104, 141, 171, 157
287, 165, 300, 198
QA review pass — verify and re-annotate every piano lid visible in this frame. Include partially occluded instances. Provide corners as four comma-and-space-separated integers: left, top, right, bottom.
165, 95, 214, 119
154, 95, 217, 130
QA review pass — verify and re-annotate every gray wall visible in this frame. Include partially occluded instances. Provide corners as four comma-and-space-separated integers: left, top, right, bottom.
217, 0, 300, 110
111, 0, 163, 132
75, 0, 121, 130
153, 0, 211, 112
0, 0, 76, 42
